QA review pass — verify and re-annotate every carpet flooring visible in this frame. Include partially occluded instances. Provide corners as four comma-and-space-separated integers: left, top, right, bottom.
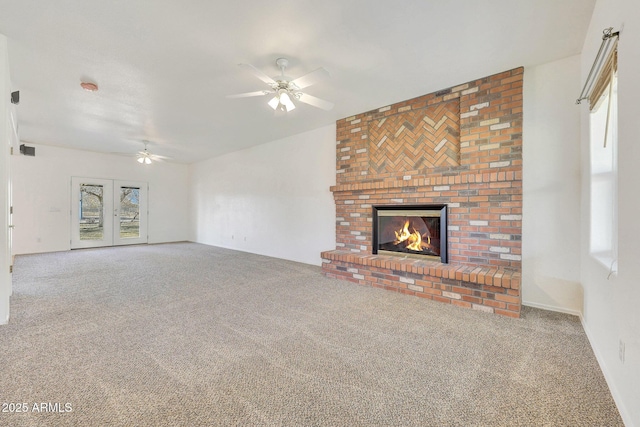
1, 243, 623, 426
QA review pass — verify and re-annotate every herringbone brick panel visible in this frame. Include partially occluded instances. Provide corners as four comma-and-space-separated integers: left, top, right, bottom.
368, 100, 460, 174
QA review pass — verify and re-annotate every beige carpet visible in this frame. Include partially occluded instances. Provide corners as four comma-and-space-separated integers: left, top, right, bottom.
1, 243, 623, 426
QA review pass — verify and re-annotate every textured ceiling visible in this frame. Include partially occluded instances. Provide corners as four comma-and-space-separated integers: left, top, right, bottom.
0, 0, 595, 163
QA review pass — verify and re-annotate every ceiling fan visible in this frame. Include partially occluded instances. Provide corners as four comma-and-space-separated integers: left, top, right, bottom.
227, 58, 334, 112
135, 141, 170, 164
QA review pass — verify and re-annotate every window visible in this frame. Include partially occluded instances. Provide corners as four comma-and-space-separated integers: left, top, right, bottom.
589, 72, 617, 274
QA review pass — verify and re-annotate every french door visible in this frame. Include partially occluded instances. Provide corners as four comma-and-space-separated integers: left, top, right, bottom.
71, 177, 148, 249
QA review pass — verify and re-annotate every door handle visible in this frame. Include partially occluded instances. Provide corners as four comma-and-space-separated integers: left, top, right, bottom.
8, 225, 15, 228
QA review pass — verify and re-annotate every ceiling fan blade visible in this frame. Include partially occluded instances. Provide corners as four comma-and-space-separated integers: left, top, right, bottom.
290, 67, 330, 89
238, 63, 277, 85
297, 93, 334, 111
226, 90, 272, 99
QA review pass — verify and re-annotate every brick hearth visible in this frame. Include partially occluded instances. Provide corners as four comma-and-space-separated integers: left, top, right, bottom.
321, 68, 523, 317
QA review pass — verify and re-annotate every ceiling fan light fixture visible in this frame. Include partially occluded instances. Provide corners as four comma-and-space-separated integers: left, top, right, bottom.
279, 92, 295, 111
137, 153, 152, 164
230, 58, 332, 113
268, 96, 279, 110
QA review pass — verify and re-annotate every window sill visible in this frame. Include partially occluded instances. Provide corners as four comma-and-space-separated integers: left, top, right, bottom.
590, 251, 617, 277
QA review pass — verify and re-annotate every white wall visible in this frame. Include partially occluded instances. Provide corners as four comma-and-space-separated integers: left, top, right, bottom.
0, 34, 10, 324
11, 144, 189, 254
580, 1, 640, 425
522, 55, 583, 315
189, 124, 336, 266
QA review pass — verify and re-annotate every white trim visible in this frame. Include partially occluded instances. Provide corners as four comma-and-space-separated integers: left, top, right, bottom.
579, 316, 634, 427
522, 300, 582, 318
0, 35, 10, 325
523, 300, 632, 425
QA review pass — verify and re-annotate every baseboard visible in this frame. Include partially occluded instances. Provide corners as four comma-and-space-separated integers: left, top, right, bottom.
522, 300, 582, 317
579, 317, 634, 427
523, 300, 633, 425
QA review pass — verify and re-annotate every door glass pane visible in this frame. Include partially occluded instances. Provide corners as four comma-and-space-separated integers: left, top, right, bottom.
120, 187, 140, 238
80, 184, 104, 240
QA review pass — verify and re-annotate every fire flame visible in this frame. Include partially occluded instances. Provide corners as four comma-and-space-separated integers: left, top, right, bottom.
394, 220, 430, 251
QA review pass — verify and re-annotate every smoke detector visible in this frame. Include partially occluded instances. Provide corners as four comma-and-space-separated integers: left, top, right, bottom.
80, 82, 99, 92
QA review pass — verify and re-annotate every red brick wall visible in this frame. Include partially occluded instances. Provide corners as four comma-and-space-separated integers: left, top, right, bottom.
321, 68, 523, 317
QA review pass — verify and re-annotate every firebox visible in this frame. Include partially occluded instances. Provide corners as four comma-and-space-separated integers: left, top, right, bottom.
372, 205, 448, 263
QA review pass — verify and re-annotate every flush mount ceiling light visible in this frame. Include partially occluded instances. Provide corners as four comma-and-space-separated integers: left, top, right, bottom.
227, 57, 334, 113
80, 82, 99, 92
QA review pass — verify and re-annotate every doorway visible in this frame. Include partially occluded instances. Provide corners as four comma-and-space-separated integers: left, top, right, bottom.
71, 177, 148, 249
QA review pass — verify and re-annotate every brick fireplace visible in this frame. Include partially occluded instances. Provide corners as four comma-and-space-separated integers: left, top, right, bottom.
321, 68, 523, 317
